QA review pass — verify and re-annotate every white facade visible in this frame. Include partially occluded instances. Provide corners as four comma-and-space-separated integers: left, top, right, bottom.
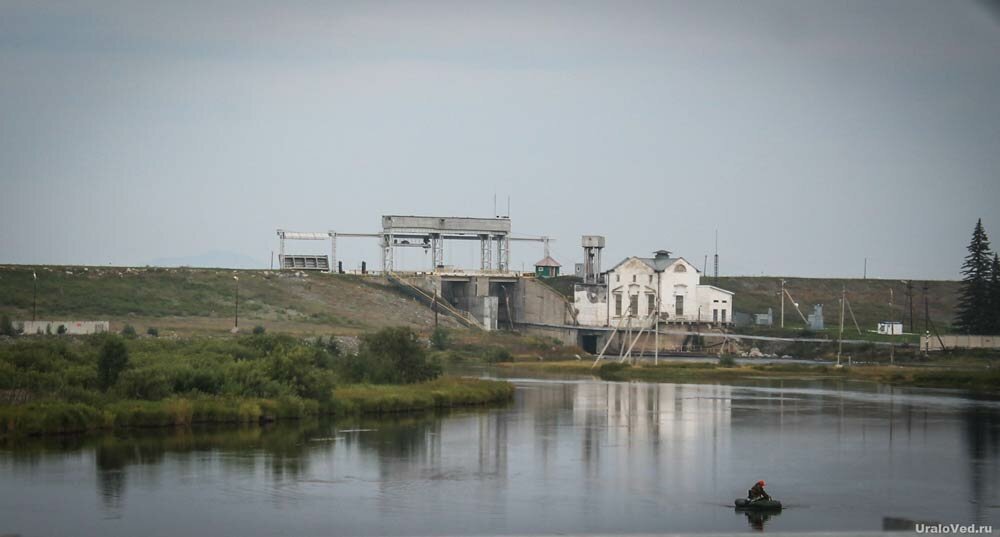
18, 320, 110, 335
877, 321, 903, 335
575, 252, 734, 327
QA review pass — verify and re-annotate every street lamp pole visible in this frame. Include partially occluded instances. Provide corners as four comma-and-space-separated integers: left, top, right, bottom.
233, 276, 239, 330
32, 271, 37, 322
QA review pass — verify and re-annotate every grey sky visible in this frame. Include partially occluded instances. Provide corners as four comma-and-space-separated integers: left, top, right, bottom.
2, 0, 998, 279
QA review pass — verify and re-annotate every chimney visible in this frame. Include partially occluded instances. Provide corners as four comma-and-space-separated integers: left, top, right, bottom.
653, 250, 672, 260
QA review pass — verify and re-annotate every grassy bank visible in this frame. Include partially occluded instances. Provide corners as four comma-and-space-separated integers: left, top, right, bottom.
0, 329, 513, 437
0, 378, 513, 437
497, 360, 1000, 394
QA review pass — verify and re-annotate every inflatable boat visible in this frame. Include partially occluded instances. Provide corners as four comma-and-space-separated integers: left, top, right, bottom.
735, 498, 783, 510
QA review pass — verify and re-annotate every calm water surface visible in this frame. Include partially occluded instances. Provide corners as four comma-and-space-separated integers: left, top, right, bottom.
2, 373, 999, 536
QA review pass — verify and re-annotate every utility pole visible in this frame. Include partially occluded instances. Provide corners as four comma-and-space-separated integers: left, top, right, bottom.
923, 282, 929, 334
655, 271, 661, 365
889, 287, 895, 365
837, 286, 845, 366
233, 276, 240, 330
780, 279, 786, 329
863, 258, 867, 280
908, 283, 914, 333
32, 271, 37, 322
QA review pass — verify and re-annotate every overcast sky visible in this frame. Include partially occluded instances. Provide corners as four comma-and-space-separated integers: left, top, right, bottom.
2, 0, 998, 279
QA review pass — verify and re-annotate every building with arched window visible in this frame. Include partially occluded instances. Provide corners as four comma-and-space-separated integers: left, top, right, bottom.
574, 250, 734, 327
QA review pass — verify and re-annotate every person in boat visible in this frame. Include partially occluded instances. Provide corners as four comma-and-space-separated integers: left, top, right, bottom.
747, 480, 771, 503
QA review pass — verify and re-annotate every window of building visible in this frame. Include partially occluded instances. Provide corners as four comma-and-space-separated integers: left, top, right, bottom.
616, 274, 620, 282
713, 309, 718, 322
647, 294, 655, 315
675, 264, 687, 273
632, 275, 636, 283
675, 295, 684, 316
648, 275, 653, 284
722, 300, 728, 303
713, 299, 719, 303
615, 294, 622, 316
721, 310, 727, 323
629, 295, 639, 317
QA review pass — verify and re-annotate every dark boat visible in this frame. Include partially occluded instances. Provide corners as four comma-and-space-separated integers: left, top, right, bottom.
735, 498, 783, 510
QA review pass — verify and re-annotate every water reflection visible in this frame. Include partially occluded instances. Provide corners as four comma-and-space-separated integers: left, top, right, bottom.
964, 404, 1000, 524
740, 509, 781, 531
2, 379, 999, 536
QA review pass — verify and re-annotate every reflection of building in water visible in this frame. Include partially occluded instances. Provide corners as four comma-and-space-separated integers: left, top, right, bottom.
570, 381, 733, 490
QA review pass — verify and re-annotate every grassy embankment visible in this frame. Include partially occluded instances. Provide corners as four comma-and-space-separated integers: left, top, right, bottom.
497, 360, 1000, 394
0, 265, 458, 336
0, 330, 513, 437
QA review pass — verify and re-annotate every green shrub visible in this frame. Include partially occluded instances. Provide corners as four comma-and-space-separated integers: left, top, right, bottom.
121, 324, 137, 338
597, 362, 629, 381
146, 327, 159, 337
430, 327, 450, 350
0, 403, 105, 436
115, 368, 172, 400
718, 355, 737, 368
484, 347, 513, 363
98, 336, 130, 391
340, 327, 441, 385
56, 324, 67, 335
252, 325, 266, 335
315, 336, 341, 357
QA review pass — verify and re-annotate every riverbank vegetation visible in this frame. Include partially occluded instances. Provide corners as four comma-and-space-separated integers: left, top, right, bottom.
0, 328, 513, 437
497, 359, 1000, 394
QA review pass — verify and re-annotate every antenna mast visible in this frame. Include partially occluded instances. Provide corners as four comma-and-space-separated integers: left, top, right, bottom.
713, 229, 719, 281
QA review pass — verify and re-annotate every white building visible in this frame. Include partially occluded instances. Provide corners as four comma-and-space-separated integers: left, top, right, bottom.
575, 250, 734, 327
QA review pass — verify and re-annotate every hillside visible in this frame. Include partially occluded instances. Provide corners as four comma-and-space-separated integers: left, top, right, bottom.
0, 265, 456, 336
714, 276, 959, 334
547, 275, 959, 334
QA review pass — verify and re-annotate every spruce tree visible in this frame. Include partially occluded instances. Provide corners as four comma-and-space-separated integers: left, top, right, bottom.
954, 219, 993, 334
991, 253, 1000, 334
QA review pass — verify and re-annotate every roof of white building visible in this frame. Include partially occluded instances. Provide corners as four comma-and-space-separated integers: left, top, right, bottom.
607, 254, 696, 273
697, 284, 735, 295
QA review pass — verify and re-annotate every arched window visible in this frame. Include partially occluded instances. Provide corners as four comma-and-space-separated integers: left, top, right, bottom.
674, 264, 687, 273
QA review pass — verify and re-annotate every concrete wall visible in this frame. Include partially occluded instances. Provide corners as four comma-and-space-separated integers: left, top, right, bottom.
520, 324, 580, 346
922, 334, 1000, 351
512, 278, 575, 326
459, 296, 499, 331
18, 321, 110, 335
574, 283, 608, 326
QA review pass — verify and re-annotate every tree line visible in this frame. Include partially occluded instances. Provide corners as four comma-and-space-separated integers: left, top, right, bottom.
955, 219, 1000, 335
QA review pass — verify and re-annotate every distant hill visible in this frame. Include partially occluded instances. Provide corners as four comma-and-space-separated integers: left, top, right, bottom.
0, 265, 455, 336
547, 275, 959, 333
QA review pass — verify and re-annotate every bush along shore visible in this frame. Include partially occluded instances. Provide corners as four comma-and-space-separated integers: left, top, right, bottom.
497, 360, 1000, 394
0, 327, 514, 437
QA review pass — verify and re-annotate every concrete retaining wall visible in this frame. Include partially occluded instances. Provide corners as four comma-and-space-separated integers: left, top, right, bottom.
513, 278, 575, 326
922, 334, 1000, 351
18, 321, 110, 335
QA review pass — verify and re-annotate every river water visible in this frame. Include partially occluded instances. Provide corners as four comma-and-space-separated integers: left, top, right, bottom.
2, 373, 999, 536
